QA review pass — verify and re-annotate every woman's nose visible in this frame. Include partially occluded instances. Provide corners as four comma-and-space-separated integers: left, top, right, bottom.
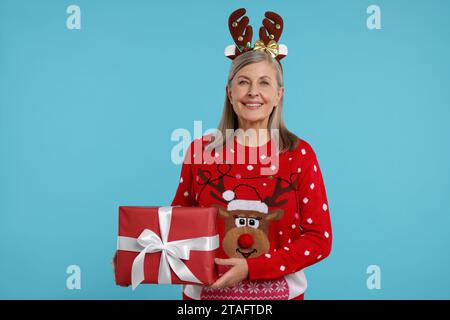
248, 86, 259, 96
238, 233, 254, 249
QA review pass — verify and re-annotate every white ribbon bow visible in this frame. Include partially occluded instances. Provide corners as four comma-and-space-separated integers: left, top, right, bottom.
117, 206, 219, 290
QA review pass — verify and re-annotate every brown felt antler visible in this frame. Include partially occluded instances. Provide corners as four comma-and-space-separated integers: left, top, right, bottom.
259, 11, 284, 45
228, 8, 253, 57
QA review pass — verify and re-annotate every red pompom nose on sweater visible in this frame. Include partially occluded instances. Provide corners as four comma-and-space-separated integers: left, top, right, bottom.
238, 234, 254, 249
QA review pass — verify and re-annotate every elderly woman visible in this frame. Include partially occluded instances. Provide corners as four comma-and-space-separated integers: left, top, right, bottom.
171, 9, 332, 300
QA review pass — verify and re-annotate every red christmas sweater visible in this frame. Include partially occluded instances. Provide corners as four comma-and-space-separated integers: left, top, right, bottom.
171, 135, 332, 300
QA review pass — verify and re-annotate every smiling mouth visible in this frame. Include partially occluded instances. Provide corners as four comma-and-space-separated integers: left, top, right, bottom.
242, 102, 263, 109
236, 248, 257, 258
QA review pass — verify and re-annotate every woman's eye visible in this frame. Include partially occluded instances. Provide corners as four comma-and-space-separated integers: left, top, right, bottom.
235, 217, 247, 227
248, 218, 260, 229
237, 80, 269, 86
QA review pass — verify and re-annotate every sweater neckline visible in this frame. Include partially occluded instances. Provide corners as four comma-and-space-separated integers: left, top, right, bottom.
234, 135, 272, 149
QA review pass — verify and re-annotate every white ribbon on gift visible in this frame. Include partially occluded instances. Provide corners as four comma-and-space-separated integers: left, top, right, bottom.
117, 206, 219, 290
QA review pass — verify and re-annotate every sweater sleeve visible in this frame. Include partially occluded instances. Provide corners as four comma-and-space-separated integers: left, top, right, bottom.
247, 147, 333, 281
171, 141, 198, 207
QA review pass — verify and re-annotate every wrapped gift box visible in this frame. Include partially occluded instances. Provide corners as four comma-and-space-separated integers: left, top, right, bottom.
115, 206, 219, 289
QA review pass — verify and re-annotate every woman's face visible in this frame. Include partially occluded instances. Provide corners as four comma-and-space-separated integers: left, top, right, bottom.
227, 61, 284, 128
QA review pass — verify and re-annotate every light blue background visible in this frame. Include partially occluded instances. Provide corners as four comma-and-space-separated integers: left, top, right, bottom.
1, 0, 449, 299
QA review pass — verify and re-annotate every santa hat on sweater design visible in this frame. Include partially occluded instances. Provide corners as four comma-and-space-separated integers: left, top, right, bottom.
222, 185, 268, 214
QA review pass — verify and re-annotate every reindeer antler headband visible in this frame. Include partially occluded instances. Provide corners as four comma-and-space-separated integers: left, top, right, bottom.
224, 8, 288, 60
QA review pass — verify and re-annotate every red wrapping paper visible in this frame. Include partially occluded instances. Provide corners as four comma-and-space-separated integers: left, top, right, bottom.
115, 206, 219, 286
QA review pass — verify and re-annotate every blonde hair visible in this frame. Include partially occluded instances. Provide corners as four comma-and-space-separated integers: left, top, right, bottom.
206, 50, 299, 153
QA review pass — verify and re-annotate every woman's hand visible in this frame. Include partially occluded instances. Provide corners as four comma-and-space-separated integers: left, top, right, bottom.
209, 258, 249, 289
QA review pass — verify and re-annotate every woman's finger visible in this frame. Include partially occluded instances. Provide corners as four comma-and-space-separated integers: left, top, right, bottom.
215, 258, 237, 266
210, 268, 234, 289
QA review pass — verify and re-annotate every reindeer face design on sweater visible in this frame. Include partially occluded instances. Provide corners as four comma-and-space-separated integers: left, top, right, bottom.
214, 206, 284, 258
198, 165, 297, 259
